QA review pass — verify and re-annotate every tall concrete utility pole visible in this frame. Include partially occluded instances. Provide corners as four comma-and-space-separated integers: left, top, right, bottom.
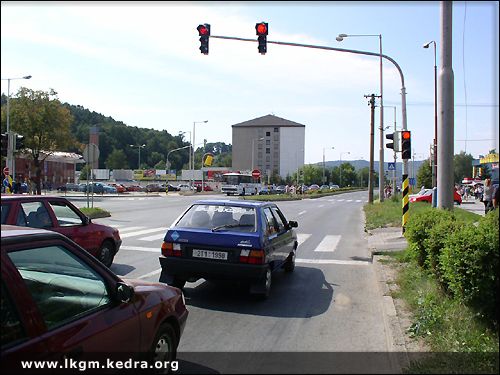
437, 1, 454, 209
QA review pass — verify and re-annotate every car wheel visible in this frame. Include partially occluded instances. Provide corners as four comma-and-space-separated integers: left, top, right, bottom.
98, 240, 115, 267
258, 266, 272, 299
149, 323, 177, 366
171, 277, 186, 289
284, 252, 295, 273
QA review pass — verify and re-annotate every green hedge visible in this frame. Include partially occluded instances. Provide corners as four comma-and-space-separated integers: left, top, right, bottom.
405, 209, 499, 324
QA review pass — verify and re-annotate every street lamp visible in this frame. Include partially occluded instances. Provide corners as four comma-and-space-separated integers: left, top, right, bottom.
179, 131, 192, 181
337, 33, 384, 201
323, 146, 335, 184
192, 120, 208, 187
252, 137, 264, 171
423, 40, 438, 190
1, 75, 32, 177
130, 144, 146, 169
339, 151, 350, 187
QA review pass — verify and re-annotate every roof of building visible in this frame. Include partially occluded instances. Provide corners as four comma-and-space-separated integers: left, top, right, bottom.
231, 114, 306, 128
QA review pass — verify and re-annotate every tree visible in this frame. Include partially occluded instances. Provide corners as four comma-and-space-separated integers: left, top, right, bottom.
357, 167, 369, 187
5, 88, 76, 194
417, 158, 432, 188
453, 151, 474, 184
105, 149, 129, 170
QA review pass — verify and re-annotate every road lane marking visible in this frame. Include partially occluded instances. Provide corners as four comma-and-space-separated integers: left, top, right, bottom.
296, 233, 312, 245
139, 233, 167, 241
298, 210, 307, 216
120, 228, 168, 238
296, 258, 370, 265
318, 204, 325, 208
346, 199, 353, 202
120, 245, 159, 252
314, 235, 341, 252
118, 226, 146, 233
138, 268, 162, 279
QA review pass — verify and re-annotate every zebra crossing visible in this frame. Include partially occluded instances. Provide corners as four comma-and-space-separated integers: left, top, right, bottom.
116, 224, 345, 253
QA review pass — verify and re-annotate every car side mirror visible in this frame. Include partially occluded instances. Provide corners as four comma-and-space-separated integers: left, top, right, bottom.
83, 216, 91, 225
115, 282, 134, 303
288, 220, 298, 228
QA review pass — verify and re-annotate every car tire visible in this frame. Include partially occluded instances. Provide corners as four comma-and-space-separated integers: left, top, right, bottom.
149, 322, 177, 367
258, 266, 272, 299
98, 240, 115, 267
171, 277, 186, 289
284, 252, 295, 273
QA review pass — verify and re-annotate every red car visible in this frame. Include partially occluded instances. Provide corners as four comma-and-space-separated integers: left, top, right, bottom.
1, 195, 121, 267
1, 225, 188, 370
108, 183, 126, 193
409, 188, 462, 205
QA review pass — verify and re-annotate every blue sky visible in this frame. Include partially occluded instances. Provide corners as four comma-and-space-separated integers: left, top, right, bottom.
1, 1, 498, 165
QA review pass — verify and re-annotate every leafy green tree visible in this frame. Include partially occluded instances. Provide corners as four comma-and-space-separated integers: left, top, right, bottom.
302, 164, 322, 185
357, 167, 369, 187
417, 158, 432, 188
4, 88, 75, 194
105, 149, 129, 169
453, 151, 474, 184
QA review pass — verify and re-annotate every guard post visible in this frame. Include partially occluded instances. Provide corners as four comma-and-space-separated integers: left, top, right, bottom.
402, 174, 409, 233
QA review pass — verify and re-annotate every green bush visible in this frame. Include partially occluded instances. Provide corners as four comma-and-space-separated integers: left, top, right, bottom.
439, 209, 499, 323
404, 209, 457, 268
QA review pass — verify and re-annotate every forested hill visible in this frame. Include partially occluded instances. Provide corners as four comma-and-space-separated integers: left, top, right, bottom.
63, 103, 232, 170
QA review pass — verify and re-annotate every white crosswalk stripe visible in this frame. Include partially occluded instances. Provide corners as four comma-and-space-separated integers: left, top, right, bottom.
120, 227, 168, 238
118, 226, 146, 233
314, 235, 341, 252
296, 233, 312, 245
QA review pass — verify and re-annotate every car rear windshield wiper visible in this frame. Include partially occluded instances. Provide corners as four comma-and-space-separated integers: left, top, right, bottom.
211, 224, 254, 232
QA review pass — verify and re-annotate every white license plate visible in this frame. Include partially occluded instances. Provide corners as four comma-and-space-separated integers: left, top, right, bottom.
192, 249, 228, 260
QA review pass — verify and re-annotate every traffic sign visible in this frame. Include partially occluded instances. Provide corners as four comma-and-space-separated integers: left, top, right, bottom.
3, 167, 9, 175
83, 143, 100, 164
252, 169, 261, 178
409, 177, 416, 186
388, 162, 396, 171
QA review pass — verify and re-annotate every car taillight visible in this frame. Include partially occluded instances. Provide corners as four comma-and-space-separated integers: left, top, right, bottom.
161, 242, 182, 257
239, 249, 265, 264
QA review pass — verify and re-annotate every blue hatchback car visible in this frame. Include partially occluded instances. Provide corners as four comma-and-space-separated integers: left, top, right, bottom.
159, 200, 298, 298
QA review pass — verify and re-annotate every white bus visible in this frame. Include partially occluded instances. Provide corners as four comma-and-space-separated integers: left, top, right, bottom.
221, 172, 261, 196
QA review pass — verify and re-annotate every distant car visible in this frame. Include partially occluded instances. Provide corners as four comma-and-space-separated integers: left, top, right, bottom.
167, 184, 180, 192
409, 188, 462, 205
159, 200, 298, 298
177, 184, 196, 192
275, 185, 286, 194
145, 183, 163, 192
125, 184, 144, 192
1, 195, 122, 267
1, 224, 188, 370
329, 184, 340, 190
259, 186, 278, 195
320, 185, 330, 191
308, 184, 320, 191
108, 183, 126, 193
193, 183, 213, 192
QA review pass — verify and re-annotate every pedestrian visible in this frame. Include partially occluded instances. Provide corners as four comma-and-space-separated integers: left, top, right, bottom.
3, 173, 13, 194
492, 183, 499, 209
482, 178, 493, 214
12, 177, 20, 194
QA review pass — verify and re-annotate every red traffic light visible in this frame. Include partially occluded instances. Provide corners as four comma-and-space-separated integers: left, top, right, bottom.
256, 22, 268, 35
197, 24, 210, 36
401, 130, 411, 140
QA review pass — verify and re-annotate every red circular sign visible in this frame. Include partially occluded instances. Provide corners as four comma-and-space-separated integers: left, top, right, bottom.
3, 167, 9, 175
252, 169, 261, 178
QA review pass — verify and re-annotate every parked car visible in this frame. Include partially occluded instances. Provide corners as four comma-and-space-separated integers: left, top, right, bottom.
1, 225, 188, 370
193, 182, 213, 192
177, 184, 196, 192
159, 200, 299, 298
275, 185, 286, 194
125, 184, 144, 192
167, 183, 180, 192
308, 184, 320, 191
108, 182, 126, 193
57, 182, 80, 192
259, 186, 278, 195
329, 184, 340, 190
409, 188, 462, 205
320, 185, 330, 191
0, 195, 121, 267
145, 183, 164, 192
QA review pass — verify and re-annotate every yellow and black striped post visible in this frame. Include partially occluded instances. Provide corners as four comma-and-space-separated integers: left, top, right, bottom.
402, 174, 409, 233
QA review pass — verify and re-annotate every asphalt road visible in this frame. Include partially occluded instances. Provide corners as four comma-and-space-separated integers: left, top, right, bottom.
69, 192, 402, 373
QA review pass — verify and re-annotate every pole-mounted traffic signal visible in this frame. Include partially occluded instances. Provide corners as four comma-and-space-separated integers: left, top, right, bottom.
197, 24, 210, 55
1, 133, 7, 157
401, 130, 411, 159
15, 134, 25, 151
385, 131, 400, 151
255, 22, 268, 54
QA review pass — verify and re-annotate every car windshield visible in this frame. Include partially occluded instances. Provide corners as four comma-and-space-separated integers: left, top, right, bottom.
176, 204, 257, 232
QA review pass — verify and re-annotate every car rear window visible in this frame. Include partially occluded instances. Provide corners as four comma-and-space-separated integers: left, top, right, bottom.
176, 204, 256, 232
1, 203, 10, 224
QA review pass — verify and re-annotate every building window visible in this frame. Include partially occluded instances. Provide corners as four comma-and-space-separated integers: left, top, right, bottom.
266, 156, 270, 162
266, 131, 271, 137
266, 140, 270, 145
274, 127, 279, 132
274, 152, 279, 159
266, 148, 270, 154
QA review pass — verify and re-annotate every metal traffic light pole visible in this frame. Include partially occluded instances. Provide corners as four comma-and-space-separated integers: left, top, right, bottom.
207, 34, 410, 178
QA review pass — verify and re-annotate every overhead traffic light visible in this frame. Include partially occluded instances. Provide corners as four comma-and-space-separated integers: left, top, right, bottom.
255, 22, 268, 54
401, 130, 411, 159
1, 133, 7, 157
197, 24, 210, 55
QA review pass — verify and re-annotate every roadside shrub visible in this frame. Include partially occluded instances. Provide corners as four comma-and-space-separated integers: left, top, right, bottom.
439, 209, 499, 324
404, 209, 455, 268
